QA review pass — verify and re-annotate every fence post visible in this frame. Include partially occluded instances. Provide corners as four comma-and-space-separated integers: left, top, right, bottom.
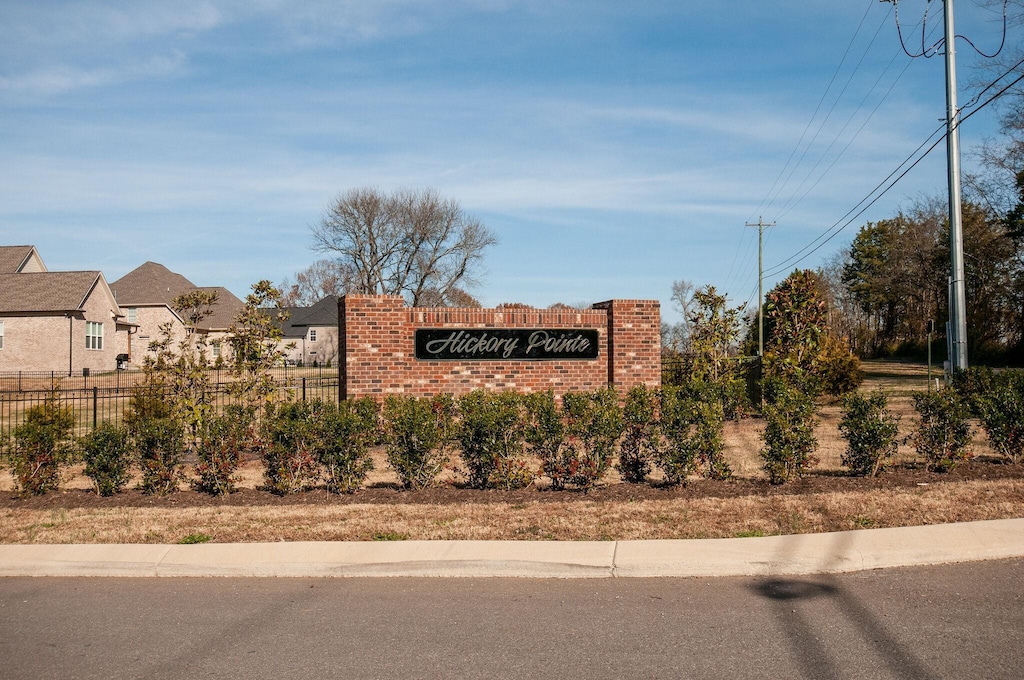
302, 377, 307, 402
92, 386, 98, 430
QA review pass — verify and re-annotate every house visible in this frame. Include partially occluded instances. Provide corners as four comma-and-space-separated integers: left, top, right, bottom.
109, 261, 245, 366
0, 246, 130, 374
278, 296, 339, 366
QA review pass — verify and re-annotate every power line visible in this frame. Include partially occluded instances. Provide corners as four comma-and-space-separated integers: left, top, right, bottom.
746, 1, 882, 223
760, 62, 1024, 280
892, 0, 1008, 59
759, 3, 940, 256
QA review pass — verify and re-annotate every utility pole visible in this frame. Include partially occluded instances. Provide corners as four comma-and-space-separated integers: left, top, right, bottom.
746, 217, 775, 359
943, 0, 969, 371
879, 0, 969, 370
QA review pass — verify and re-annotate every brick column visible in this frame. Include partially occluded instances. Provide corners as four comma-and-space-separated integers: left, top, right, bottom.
339, 294, 408, 399
602, 299, 661, 391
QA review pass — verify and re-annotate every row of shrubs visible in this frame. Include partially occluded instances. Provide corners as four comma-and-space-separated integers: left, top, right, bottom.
837, 368, 1024, 478
3, 369, 1022, 498
1, 386, 719, 497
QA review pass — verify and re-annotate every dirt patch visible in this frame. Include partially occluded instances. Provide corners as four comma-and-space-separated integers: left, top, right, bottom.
3, 459, 1023, 511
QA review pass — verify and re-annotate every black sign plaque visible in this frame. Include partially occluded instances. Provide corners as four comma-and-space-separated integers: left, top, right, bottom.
415, 328, 599, 361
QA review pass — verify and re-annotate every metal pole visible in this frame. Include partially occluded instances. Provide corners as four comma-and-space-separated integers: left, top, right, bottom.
927, 320, 933, 393
944, 0, 968, 371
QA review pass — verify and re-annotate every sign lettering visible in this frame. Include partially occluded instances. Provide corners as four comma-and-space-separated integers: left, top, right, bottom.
415, 328, 599, 361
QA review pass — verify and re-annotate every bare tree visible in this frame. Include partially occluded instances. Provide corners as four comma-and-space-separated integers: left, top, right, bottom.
661, 279, 695, 356
310, 187, 497, 307
416, 287, 482, 308
279, 259, 354, 307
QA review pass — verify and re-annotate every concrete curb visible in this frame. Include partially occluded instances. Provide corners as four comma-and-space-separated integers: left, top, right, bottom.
1, 518, 1022, 578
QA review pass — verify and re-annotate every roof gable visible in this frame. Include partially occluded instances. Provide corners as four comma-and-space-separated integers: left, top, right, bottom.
0, 245, 47, 273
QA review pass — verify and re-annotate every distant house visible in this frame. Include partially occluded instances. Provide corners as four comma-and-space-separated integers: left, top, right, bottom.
278, 296, 339, 366
109, 261, 245, 366
0, 246, 130, 374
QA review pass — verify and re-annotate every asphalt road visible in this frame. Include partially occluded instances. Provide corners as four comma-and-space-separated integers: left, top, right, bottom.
2, 558, 1022, 680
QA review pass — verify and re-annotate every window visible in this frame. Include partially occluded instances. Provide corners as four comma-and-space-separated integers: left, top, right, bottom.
126, 307, 137, 323
309, 329, 317, 342
212, 341, 221, 358
85, 321, 103, 350
0, 320, 4, 350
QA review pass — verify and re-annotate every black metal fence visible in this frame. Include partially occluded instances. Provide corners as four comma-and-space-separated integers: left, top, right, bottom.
0, 375, 340, 437
0, 366, 337, 394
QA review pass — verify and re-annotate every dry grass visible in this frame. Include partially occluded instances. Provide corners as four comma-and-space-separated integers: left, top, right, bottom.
1, 360, 1021, 544
2, 479, 1021, 544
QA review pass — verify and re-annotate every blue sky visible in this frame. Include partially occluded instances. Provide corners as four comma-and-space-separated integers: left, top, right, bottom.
0, 1, 1016, 322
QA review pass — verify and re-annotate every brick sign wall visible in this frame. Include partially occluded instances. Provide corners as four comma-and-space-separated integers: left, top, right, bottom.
338, 295, 660, 400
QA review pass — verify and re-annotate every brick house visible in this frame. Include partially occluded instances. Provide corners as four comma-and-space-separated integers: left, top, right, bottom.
109, 262, 244, 367
0, 246, 131, 374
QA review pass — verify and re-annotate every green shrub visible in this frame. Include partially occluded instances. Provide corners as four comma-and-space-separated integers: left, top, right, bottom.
948, 366, 996, 415
261, 402, 321, 495
382, 394, 454, 490
760, 377, 819, 484
838, 389, 900, 477
819, 341, 864, 397
718, 375, 752, 422
80, 422, 134, 496
657, 382, 729, 485
125, 386, 173, 423
134, 417, 186, 495
456, 391, 533, 490
617, 384, 659, 483
911, 390, 973, 472
532, 388, 622, 491
524, 390, 564, 464
314, 398, 379, 494
976, 371, 1024, 464
4, 394, 76, 496
655, 385, 699, 485
193, 406, 257, 495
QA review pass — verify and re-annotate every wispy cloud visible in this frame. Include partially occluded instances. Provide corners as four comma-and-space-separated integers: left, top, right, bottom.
0, 1, 222, 52
0, 52, 188, 95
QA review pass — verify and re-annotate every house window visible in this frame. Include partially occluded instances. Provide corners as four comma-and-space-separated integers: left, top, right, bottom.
126, 307, 137, 323
212, 341, 221, 357
309, 329, 317, 342
0, 320, 4, 350
85, 321, 103, 350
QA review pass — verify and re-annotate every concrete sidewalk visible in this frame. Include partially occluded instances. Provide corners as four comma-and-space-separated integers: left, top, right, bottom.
1, 518, 1022, 578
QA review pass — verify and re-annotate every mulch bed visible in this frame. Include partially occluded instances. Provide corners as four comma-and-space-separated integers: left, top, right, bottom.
4, 460, 1023, 511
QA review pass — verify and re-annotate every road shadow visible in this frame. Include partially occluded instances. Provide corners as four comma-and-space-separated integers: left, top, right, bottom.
748, 531, 935, 679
